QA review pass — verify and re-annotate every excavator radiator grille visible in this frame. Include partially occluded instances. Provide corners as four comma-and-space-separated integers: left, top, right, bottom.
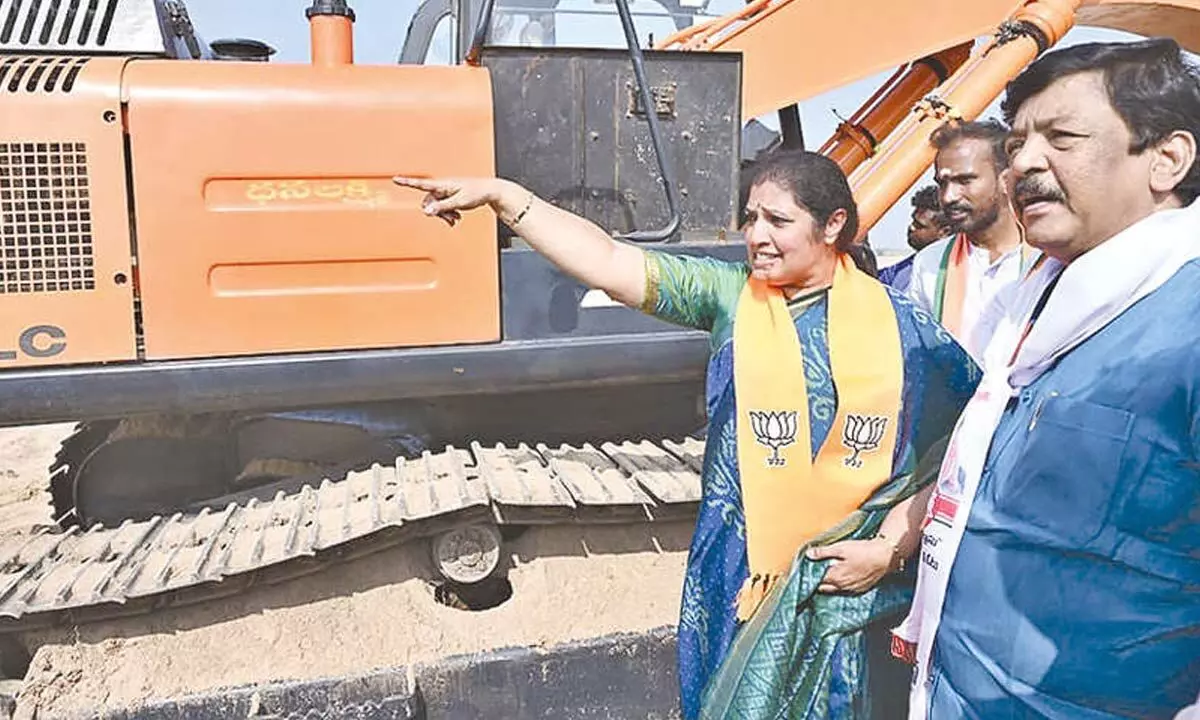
0, 0, 119, 50
0, 141, 95, 294
0, 55, 89, 93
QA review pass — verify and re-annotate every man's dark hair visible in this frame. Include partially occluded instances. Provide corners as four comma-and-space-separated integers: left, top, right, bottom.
912, 185, 941, 212
1001, 37, 1200, 203
929, 118, 1010, 172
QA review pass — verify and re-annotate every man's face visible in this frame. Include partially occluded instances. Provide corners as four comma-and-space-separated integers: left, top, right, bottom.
907, 207, 944, 250
935, 137, 1004, 237
1004, 72, 1159, 262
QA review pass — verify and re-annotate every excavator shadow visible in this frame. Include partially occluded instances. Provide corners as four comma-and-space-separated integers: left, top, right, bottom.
506, 519, 693, 562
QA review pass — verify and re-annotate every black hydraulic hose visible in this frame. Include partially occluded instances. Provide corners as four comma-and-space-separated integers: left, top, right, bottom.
464, 0, 496, 65
778, 104, 805, 150
613, 0, 682, 242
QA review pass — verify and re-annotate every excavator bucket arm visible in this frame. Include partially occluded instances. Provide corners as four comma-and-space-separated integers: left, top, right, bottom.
661, 0, 1200, 124
660, 0, 1038, 119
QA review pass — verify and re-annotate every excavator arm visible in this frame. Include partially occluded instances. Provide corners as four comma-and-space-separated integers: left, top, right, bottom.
661, 0, 1200, 120
1080, 1, 1200, 44
659, 0, 1046, 120
663, 0, 1200, 236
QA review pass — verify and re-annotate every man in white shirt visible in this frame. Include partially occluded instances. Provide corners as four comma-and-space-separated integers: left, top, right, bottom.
907, 119, 1028, 360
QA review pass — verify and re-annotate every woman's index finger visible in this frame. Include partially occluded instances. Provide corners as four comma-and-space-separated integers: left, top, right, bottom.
392, 176, 445, 192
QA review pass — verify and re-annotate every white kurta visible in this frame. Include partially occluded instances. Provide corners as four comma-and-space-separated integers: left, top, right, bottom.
905, 236, 1026, 361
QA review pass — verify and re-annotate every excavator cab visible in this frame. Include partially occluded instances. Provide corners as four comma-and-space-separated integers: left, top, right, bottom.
399, 0, 727, 66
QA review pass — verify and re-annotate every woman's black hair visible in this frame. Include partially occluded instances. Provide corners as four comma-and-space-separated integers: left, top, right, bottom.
746, 150, 860, 249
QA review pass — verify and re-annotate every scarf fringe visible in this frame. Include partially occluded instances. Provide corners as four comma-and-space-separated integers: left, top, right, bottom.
734, 572, 782, 622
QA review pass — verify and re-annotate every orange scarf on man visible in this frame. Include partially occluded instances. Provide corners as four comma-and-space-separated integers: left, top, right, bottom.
731, 254, 903, 621
934, 232, 1040, 342
933, 232, 971, 337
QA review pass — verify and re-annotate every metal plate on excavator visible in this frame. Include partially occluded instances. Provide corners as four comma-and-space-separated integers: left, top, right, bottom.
0, 437, 702, 629
481, 46, 741, 242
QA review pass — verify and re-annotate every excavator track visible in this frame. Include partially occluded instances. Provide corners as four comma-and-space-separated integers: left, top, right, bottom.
0, 436, 705, 633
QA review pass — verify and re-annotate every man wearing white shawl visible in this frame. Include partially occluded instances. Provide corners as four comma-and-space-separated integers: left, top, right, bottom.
895, 38, 1200, 718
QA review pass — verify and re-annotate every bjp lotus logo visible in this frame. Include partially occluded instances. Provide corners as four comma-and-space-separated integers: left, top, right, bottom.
748, 410, 798, 467
842, 414, 887, 468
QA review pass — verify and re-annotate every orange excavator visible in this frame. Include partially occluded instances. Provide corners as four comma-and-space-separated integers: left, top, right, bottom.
0, 0, 1198, 684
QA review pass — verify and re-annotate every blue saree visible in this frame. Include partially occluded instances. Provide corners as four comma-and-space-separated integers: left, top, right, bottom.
640, 250, 980, 719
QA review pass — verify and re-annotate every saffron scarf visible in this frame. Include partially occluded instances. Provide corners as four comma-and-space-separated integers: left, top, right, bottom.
893, 198, 1200, 718
932, 232, 970, 337
933, 232, 1038, 341
731, 253, 903, 621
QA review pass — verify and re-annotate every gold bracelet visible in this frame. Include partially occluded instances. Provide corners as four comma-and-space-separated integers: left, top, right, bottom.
504, 192, 535, 228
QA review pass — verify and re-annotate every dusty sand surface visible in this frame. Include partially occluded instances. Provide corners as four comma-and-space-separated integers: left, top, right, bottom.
19, 523, 691, 719
0, 424, 72, 536
0, 425, 692, 720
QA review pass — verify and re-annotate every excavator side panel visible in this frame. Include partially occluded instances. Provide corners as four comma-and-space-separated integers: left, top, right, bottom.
122, 61, 499, 361
0, 56, 136, 368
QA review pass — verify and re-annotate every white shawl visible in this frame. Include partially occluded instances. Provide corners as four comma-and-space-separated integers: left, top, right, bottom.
895, 198, 1200, 718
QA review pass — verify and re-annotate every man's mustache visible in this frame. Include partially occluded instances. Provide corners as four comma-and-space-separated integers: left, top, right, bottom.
1012, 176, 1067, 206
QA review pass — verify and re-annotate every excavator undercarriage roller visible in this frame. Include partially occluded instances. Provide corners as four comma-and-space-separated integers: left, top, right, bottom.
431, 523, 504, 585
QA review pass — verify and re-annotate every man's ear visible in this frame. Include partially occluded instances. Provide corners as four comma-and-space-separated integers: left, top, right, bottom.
1149, 130, 1197, 198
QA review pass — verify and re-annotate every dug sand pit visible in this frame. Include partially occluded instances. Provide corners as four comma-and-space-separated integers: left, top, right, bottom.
17, 521, 692, 718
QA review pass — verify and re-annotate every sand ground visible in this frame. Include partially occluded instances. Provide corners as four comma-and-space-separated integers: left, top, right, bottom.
0, 425, 690, 719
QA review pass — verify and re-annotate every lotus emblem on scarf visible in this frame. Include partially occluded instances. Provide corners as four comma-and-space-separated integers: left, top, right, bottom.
749, 410, 798, 467
842, 414, 887, 468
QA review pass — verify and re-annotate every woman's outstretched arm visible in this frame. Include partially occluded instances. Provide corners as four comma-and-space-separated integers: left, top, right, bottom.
394, 176, 648, 308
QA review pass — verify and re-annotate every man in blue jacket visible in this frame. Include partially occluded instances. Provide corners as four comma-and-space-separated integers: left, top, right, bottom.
897, 38, 1200, 720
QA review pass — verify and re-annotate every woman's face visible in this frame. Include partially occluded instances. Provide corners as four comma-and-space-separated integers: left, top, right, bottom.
743, 180, 843, 289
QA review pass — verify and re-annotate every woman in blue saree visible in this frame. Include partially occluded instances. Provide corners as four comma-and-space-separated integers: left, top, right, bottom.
395, 150, 979, 719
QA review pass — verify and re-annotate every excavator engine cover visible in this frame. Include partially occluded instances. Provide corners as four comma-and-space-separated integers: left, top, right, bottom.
122, 59, 499, 361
